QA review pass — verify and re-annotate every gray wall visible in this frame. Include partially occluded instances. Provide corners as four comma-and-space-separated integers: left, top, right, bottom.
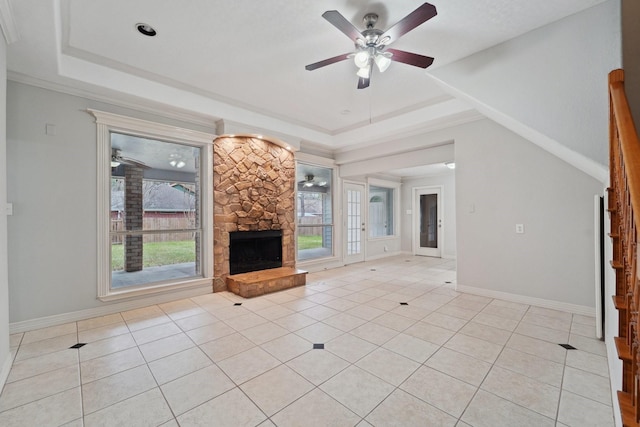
0, 36, 10, 380
6, 82, 214, 323
623, 0, 640, 125
456, 119, 603, 307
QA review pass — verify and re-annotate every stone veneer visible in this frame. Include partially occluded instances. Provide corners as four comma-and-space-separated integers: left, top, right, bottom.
213, 136, 296, 292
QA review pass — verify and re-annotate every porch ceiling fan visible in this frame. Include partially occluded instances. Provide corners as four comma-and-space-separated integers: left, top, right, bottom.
298, 174, 328, 188
305, 2, 437, 89
111, 148, 149, 169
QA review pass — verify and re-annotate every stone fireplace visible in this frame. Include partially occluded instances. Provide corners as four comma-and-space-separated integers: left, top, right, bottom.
213, 135, 296, 292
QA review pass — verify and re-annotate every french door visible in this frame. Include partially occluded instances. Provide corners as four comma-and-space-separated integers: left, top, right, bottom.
344, 182, 365, 264
413, 187, 442, 257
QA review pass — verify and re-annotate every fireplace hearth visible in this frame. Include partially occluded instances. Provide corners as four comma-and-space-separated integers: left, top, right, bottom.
229, 230, 283, 275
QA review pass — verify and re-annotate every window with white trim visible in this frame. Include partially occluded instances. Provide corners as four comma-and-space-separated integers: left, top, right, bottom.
90, 110, 213, 301
369, 185, 395, 237
296, 162, 334, 261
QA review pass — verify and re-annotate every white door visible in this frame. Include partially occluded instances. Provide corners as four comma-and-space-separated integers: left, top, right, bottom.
413, 187, 442, 257
344, 183, 366, 264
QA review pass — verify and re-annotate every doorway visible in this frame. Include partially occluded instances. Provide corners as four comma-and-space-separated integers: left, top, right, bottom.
413, 187, 442, 257
344, 182, 366, 264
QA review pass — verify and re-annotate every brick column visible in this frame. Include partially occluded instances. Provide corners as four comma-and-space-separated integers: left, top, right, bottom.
124, 165, 143, 272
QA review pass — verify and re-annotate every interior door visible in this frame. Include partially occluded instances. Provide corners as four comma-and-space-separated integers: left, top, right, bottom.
414, 187, 442, 257
344, 182, 366, 264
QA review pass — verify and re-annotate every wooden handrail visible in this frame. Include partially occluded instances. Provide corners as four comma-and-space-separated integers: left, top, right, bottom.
610, 68, 640, 427
611, 71, 640, 228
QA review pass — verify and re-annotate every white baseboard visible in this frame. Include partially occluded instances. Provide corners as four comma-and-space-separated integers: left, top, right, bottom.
297, 257, 345, 273
398, 251, 456, 261
365, 251, 403, 262
9, 284, 212, 334
456, 284, 596, 317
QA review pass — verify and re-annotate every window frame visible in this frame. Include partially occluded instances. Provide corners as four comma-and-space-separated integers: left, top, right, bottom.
367, 178, 400, 240
90, 109, 214, 301
295, 156, 337, 263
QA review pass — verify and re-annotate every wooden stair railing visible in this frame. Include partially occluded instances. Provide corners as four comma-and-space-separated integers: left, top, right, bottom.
610, 68, 640, 427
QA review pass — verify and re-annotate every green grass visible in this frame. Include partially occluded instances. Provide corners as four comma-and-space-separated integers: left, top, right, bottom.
113, 236, 324, 270
111, 240, 195, 271
298, 235, 322, 250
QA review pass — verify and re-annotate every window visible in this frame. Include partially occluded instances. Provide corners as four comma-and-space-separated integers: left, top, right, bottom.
369, 185, 395, 237
296, 163, 333, 261
91, 110, 213, 300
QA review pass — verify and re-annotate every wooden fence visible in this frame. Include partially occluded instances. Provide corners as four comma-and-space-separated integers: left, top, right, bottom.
111, 211, 195, 244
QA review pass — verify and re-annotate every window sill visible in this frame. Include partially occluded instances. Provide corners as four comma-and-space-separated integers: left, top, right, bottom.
98, 277, 212, 302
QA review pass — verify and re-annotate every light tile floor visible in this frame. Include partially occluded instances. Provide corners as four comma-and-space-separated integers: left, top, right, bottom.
0, 255, 615, 426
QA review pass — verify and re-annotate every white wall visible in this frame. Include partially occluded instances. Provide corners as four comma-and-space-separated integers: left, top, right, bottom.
401, 172, 456, 259
431, 0, 620, 168
456, 119, 603, 310
0, 35, 11, 388
6, 82, 215, 324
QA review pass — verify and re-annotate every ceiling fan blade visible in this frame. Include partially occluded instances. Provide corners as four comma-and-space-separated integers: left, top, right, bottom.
322, 10, 363, 42
357, 76, 370, 89
120, 157, 150, 169
305, 53, 351, 71
386, 48, 434, 68
380, 3, 437, 46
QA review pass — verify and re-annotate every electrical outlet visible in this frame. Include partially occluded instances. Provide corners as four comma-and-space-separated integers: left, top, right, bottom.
515, 224, 524, 234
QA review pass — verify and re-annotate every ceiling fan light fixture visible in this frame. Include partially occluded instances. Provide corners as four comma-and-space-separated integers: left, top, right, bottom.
111, 160, 121, 168
354, 50, 370, 69
378, 35, 392, 46
356, 66, 370, 79
374, 54, 391, 72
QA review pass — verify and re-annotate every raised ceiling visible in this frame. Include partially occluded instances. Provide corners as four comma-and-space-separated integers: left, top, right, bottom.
7, 0, 606, 153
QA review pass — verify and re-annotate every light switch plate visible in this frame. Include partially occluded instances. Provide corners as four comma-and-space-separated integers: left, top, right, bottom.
515, 224, 524, 234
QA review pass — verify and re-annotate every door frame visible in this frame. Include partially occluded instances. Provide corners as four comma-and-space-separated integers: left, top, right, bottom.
343, 181, 366, 265
412, 186, 443, 257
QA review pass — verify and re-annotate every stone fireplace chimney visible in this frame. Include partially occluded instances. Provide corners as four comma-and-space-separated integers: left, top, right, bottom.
213, 136, 295, 292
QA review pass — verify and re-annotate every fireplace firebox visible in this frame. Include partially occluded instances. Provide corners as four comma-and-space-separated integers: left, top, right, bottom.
229, 230, 283, 275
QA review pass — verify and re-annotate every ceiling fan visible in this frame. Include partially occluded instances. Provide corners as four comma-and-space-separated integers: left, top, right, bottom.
298, 174, 328, 189
111, 148, 149, 169
305, 2, 437, 89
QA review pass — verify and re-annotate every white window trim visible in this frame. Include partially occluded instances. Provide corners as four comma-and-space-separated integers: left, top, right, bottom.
295, 159, 338, 263
367, 177, 401, 239
89, 109, 215, 301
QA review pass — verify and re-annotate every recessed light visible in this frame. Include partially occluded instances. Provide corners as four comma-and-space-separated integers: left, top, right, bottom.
136, 23, 157, 37
340, 109, 351, 115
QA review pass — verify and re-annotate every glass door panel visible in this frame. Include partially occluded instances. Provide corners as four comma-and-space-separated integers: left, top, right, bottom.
414, 187, 441, 257
344, 183, 365, 264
